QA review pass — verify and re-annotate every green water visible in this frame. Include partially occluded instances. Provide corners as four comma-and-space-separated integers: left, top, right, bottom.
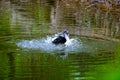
0, 0, 120, 80
0, 34, 118, 80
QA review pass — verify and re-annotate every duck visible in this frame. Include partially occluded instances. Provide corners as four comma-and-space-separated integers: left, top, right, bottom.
52, 29, 69, 45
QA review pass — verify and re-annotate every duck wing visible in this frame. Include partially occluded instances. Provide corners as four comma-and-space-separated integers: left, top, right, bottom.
52, 36, 66, 44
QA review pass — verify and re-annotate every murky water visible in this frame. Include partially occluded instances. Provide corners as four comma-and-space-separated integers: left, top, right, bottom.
0, 0, 120, 80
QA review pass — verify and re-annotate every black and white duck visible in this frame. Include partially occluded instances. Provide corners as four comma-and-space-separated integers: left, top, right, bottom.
52, 29, 69, 45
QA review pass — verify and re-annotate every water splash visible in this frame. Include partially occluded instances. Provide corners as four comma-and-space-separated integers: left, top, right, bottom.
17, 35, 83, 53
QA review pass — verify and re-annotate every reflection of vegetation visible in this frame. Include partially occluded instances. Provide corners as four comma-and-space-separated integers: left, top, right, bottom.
0, 10, 16, 79
94, 44, 120, 80
0, 11, 11, 36
29, 3, 50, 36
34, 5, 50, 23
14, 52, 70, 80
53, 0, 120, 39
0, 0, 120, 79
10, 2, 50, 38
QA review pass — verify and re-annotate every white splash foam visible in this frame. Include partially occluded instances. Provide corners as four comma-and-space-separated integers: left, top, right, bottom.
17, 35, 83, 53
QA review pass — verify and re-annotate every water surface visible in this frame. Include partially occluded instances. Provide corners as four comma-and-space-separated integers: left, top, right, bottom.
0, 0, 119, 80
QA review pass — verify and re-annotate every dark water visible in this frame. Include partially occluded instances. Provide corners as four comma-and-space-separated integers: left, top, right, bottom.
0, 0, 120, 80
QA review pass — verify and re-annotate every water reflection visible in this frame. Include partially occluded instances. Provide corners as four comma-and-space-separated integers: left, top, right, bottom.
7, 0, 120, 39
0, 46, 116, 80
0, 0, 119, 80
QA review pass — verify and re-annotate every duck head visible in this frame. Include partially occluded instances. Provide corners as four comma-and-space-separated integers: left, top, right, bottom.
61, 29, 69, 37
61, 29, 69, 41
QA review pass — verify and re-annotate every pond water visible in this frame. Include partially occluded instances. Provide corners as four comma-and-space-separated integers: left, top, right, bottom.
0, 0, 120, 80
0, 31, 118, 80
